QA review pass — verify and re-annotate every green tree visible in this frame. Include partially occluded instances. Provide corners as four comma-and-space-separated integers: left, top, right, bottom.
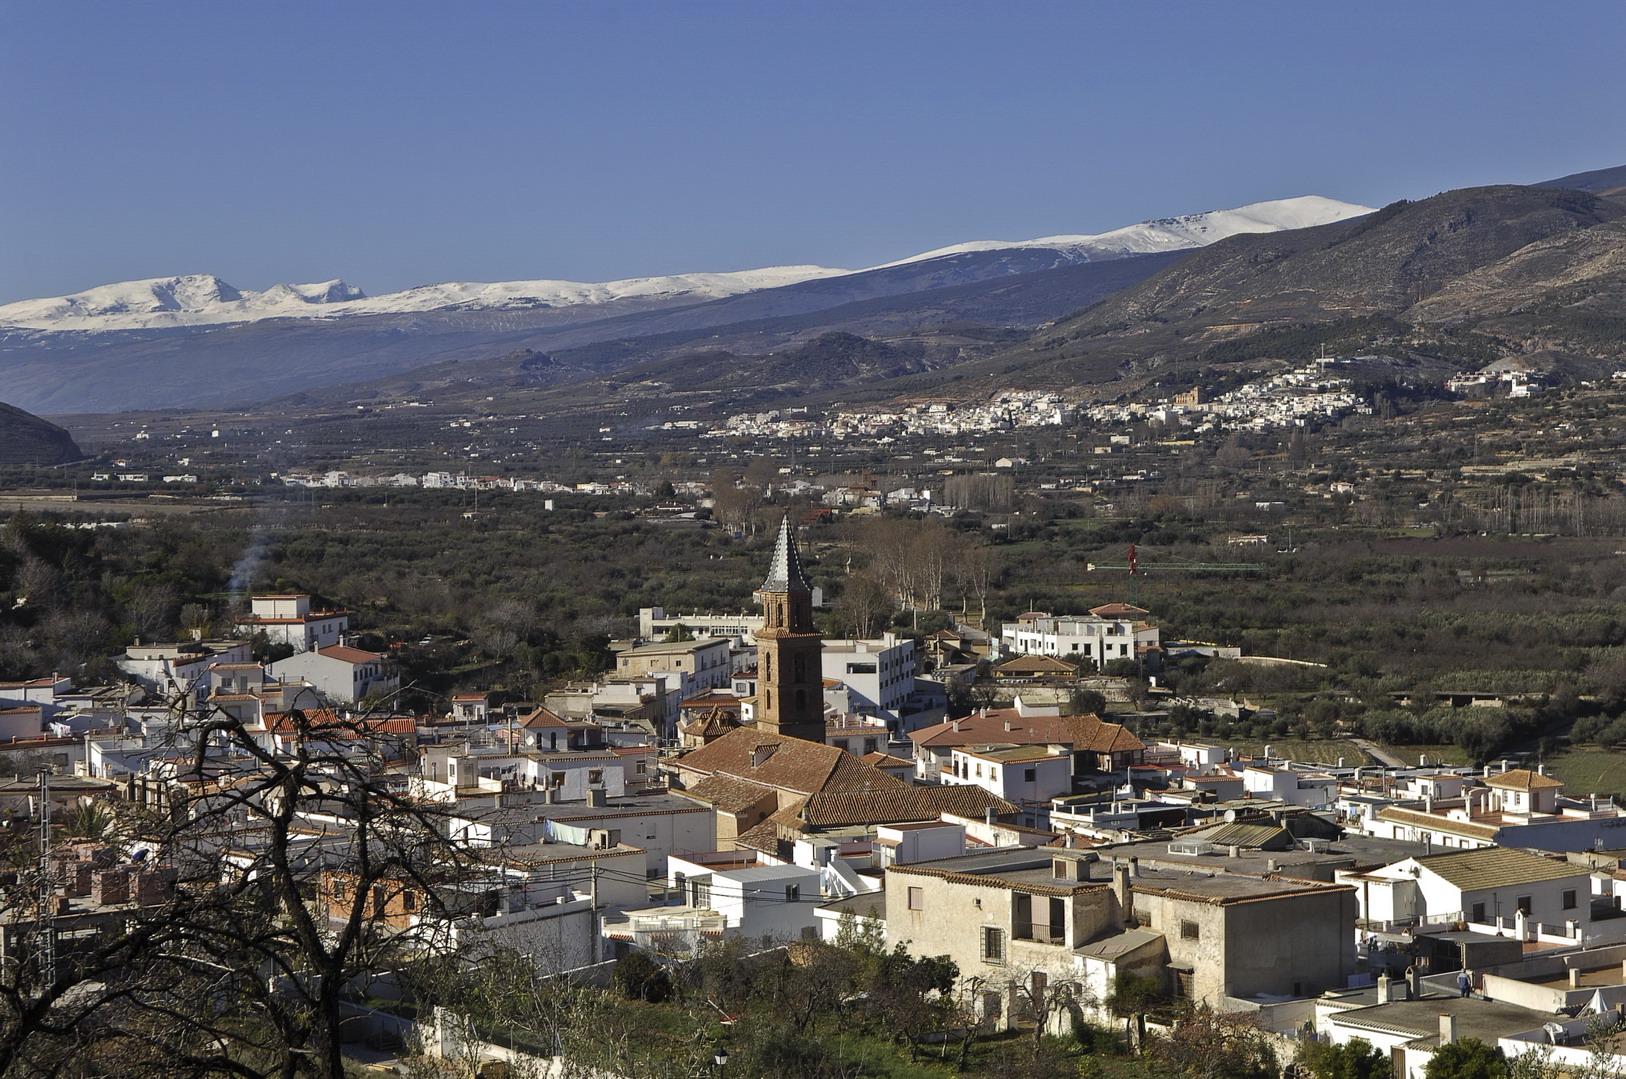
1298, 1037, 1388, 1079
1425, 1038, 1508, 1079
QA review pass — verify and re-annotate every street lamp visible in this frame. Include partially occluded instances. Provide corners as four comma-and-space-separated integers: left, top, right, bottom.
712, 1046, 729, 1075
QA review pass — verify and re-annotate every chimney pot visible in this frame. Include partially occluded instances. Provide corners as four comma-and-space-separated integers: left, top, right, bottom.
1439, 1013, 1457, 1045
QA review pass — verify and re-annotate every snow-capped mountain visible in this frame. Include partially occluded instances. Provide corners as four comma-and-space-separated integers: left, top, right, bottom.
0, 196, 1370, 335
873, 196, 1373, 268
0, 266, 849, 333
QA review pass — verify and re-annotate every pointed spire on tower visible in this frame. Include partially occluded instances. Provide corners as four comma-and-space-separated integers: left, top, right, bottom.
761, 515, 811, 593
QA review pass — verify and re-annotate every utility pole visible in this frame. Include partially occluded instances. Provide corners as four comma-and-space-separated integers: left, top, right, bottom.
589, 861, 600, 965
35, 770, 55, 992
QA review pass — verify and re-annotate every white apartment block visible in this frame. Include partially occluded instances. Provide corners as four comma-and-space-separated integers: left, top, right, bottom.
998, 610, 1157, 666
823, 633, 916, 721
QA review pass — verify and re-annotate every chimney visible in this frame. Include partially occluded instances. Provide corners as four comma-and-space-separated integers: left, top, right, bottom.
1570, 967, 1582, 989
952, 719, 961, 732
493, 793, 504, 809
1129, 856, 1140, 878
1114, 861, 1134, 923
1004, 720, 1013, 732
1376, 973, 1390, 1004
587, 787, 607, 807
985, 807, 997, 826
1439, 1014, 1457, 1046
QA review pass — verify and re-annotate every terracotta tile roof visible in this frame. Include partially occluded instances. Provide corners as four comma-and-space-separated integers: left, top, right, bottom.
675, 726, 905, 797
683, 774, 779, 816
1089, 603, 1150, 617
1065, 715, 1146, 755
1484, 768, 1564, 791
993, 655, 1081, 676
265, 711, 416, 737
911, 710, 1074, 748
518, 706, 570, 729
861, 751, 912, 768
315, 645, 383, 664
791, 786, 1015, 828
910, 711, 1144, 756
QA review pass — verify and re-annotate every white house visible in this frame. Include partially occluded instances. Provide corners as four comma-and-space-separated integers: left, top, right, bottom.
234, 594, 349, 652
998, 606, 1158, 666
666, 850, 823, 942
1336, 846, 1592, 936
1362, 768, 1626, 852
265, 644, 397, 705
117, 640, 254, 702
943, 743, 1074, 804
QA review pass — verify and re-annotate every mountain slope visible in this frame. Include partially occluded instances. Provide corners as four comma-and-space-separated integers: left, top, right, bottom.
982, 184, 1626, 389
0, 401, 83, 466
1536, 164, 1626, 192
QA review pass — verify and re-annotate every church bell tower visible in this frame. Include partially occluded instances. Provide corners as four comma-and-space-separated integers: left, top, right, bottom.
755, 516, 826, 743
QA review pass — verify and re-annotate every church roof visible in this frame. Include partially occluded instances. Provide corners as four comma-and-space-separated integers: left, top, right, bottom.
760, 516, 812, 593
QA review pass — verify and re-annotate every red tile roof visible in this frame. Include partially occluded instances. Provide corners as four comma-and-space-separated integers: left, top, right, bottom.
315, 645, 383, 665
675, 726, 905, 797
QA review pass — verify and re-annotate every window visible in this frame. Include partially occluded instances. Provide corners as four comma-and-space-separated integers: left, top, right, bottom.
635, 761, 647, 775
550, 772, 565, 788
1516, 895, 1533, 915
908, 887, 924, 911
402, 890, 417, 913
1471, 902, 1486, 922
982, 926, 1005, 964
1024, 767, 1037, 782
1180, 920, 1200, 940
332, 878, 348, 901
785, 884, 801, 902
588, 769, 604, 785
1563, 890, 1578, 910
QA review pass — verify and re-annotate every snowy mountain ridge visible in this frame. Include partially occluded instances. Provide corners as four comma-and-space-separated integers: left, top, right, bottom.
0, 195, 1372, 334
872, 196, 1373, 267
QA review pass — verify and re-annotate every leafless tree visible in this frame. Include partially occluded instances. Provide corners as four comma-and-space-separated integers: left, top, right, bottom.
0, 690, 474, 1079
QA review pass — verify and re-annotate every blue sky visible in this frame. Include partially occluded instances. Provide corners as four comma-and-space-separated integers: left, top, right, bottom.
2, 1, 1622, 304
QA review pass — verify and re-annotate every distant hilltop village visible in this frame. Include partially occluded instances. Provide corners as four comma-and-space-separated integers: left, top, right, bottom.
10, 516, 1626, 1074
696, 359, 1379, 446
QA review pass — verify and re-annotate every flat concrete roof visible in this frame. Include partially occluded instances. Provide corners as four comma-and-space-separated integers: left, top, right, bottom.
1332, 992, 1552, 1048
